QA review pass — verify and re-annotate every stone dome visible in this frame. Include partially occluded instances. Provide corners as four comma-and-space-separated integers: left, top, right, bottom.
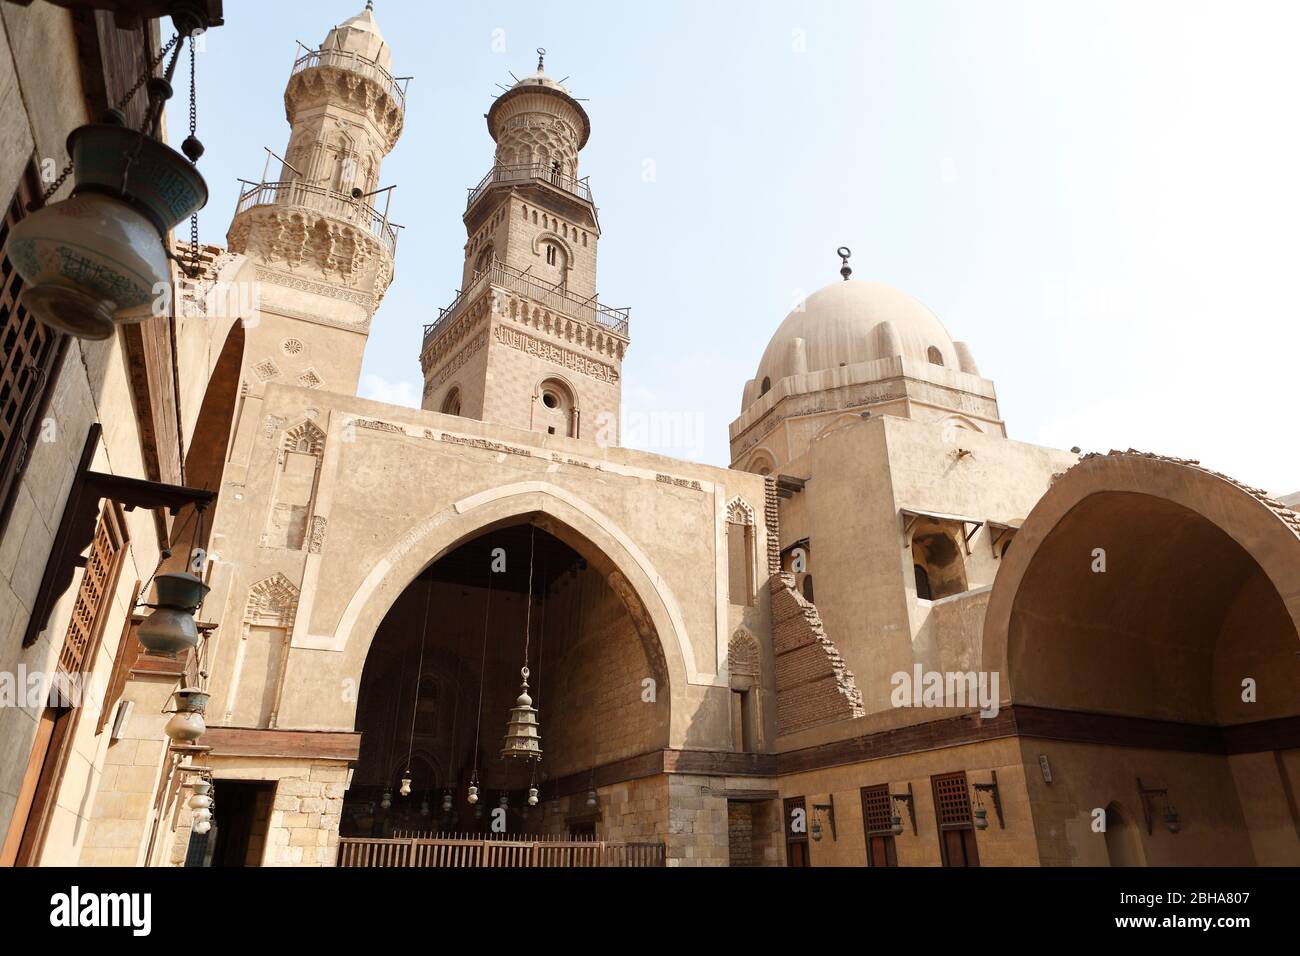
750, 279, 970, 404
322, 4, 391, 73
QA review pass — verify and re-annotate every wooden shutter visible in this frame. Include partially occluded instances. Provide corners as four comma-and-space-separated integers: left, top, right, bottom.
0, 162, 68, 532
932, 771, 980, 867
59, 502, 128, 677
861, 784, 899, 867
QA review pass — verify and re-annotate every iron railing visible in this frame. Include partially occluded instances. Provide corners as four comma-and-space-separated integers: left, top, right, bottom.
337, 834, 665, 868
292, 47, 408, 111
466, 163, 593, 211
422, 259, 630, 347
234, 180, 401, 257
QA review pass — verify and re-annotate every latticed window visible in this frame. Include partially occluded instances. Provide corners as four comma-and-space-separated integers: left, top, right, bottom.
932, 770, 980, 867
860, 784, 893, 834
932, 771, 972, 828
0, 163, 66, 527
60, 503, 128, 676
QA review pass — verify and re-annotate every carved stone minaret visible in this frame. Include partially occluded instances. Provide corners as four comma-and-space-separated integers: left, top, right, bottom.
419, 51, 629, 444
227, 3, 404, 397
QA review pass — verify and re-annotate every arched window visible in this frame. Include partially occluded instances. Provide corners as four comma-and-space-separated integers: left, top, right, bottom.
911, 525, 967, 600
535, 378, 575, 437
441, 387, 462, 417
927, 346, 944, 366
760, 376, 771, 396
545, 244, 557, 266
801, 574, 815, 603
474, 245, 494, 275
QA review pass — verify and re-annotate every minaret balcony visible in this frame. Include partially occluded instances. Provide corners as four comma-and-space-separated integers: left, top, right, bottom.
423, 259, 628, 352
234, 179, 401, 257
466, 163, 593, 216
291, 46, 408, 115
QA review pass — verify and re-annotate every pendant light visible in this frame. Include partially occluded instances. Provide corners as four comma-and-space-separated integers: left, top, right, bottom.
468, 551, 495, 805
501, 526, 543, 761
3, 22, 211, 340
399, 579, 433, 800
137, 504, 211, 658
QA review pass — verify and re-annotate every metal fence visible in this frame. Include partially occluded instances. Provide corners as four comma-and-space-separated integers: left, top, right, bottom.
337, 833, 665, 868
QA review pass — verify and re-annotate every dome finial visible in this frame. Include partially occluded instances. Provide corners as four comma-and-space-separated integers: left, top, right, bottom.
537, 47, 546, 71
837, 246, 852, 281
366, 0, 374, 10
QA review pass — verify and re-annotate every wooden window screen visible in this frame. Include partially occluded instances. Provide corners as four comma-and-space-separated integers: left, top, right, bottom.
60, 502, 128, 676
860, 784, 893, 834
932, 771, 973, 829
0, 163, 66, 527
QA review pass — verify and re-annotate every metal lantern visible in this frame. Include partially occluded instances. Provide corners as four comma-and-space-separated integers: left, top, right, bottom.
1165, 807, 1182, 834
441, 790, 453, 813
188, 781, 212, 812
811, 817, 824, 842
399, 775, 412, 797
137, 572, 210, 657
973, 805, 989, 831
467, 783, 479, 806
528, 787, 539, 807
890, 813, 904, 837
3, 124, 208, 339
164, 686, 209, 743
380, 788, 392, 810
585, 787, 598, 810
500, 667, 542, 760
419, 797, 430, 817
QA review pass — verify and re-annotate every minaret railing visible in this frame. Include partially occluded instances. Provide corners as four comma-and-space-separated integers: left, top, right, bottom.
423, 260, 629, 349
292, 46, 408, 111
235, 179, 401, 256
466, 163, 592, 212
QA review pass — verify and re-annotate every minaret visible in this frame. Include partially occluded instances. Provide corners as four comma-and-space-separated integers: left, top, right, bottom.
419, 50, 629, 444
227, 2, 405, 396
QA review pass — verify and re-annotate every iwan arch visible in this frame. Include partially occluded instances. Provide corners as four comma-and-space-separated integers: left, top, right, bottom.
5, 3, 1297, 869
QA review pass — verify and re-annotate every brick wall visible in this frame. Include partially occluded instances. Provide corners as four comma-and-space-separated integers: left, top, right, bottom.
770, 572, 865, 735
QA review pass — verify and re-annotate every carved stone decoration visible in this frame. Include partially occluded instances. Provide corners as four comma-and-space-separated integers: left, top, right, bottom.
244, 572, 301, 629
308, 516, 327, 554
253, 359, 280, 382
228, 203, 393, 301
298, 368, 323, 389
282, 419, 326, 457
262, 414, 287, 439
728, 628, 761, 678
726, 496, 756, 526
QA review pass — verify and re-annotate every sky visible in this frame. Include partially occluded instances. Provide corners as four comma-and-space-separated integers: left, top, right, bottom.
192, 0, 1299, 494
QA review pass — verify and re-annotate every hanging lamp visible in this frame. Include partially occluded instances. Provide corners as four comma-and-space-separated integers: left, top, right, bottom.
501, 527, 543, 760
4, 18, 212, 340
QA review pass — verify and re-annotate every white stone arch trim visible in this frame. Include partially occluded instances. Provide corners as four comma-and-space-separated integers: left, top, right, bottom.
320, 480, 710, 690
744, 446, 778, 476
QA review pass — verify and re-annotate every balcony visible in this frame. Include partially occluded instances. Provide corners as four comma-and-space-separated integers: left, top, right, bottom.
423, 259, 629, 349
234, 180, 401, 257
291, 47, 408, 113
466, 163, 593, 213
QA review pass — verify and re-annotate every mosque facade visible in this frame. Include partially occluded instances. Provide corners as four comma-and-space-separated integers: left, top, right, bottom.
0, 3, 1296, 868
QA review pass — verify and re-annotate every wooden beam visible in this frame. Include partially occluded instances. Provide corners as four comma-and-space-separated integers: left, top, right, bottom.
200, 727, 361, 762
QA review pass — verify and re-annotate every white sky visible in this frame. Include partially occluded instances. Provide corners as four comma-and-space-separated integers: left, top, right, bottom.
195, 1, 1299, 494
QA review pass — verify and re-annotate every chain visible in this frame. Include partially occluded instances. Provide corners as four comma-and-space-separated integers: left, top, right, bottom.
187, 37, 200, 276
33, 33, 181, 208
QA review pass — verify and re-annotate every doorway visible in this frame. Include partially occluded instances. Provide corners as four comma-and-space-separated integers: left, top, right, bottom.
209, 781, 275, 867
